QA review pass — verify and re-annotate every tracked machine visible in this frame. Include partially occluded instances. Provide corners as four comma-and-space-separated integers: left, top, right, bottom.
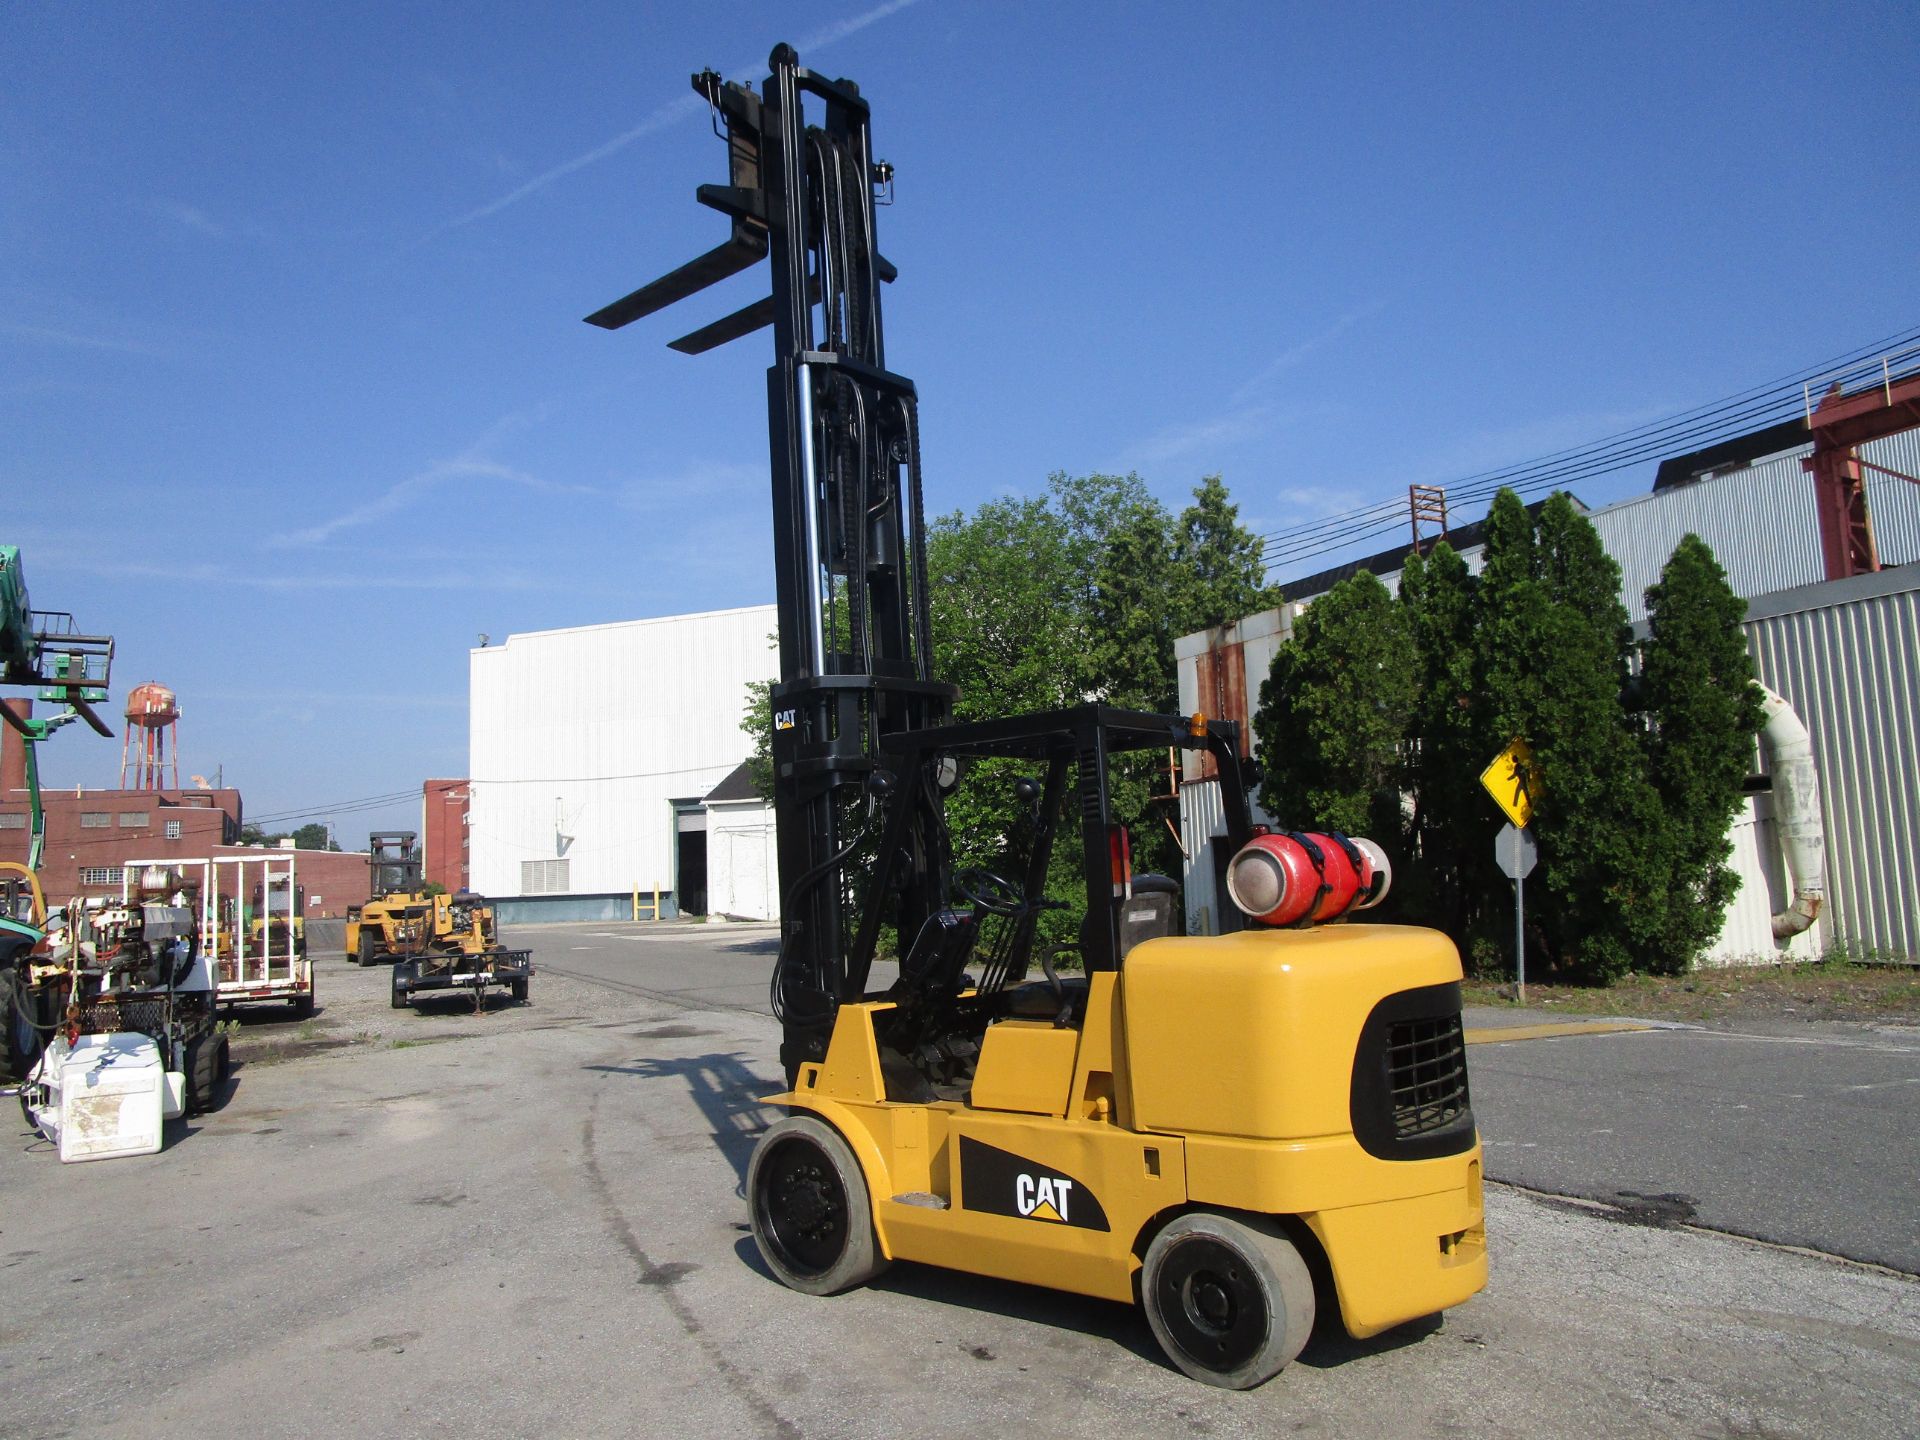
588, 46, 1485, 1388
346, 831, 531, 1010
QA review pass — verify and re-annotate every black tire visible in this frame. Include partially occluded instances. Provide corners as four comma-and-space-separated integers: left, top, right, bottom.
356, 931, 378, 968
747, 1114, 888, 1296
3, 961, 45, 1083
1140, 1212, 1315, 1390
390, 960, 416, 1009
290, 980, 315, 1019
185, 1033, 230, 1116
509, 975, 529, 1004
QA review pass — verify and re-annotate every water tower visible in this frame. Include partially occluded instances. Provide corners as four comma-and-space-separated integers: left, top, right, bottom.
121, 681, 180, 790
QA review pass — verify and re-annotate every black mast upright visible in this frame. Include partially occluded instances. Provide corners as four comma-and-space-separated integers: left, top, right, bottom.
588, 45, 953, 1077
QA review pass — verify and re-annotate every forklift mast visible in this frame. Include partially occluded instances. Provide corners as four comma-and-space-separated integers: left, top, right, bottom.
590, 46, 956, 1070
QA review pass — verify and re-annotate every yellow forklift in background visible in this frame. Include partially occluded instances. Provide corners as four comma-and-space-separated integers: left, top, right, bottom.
588, 45, 1484, 1388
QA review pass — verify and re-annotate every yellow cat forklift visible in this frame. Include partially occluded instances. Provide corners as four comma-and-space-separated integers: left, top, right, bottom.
587, 45, 1484, 1388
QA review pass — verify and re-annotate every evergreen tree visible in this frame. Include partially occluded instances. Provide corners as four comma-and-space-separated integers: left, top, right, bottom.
1398, 541, 1483, 936
1254, 571, 1415, 843
1638, 534, 1763, 970
1525, 493, 1672, 981
1089, 499, 1182, 712
1174, 475, 1272, 631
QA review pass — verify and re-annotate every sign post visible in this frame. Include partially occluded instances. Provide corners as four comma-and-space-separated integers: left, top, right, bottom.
1493, 822, 1538, 1000
1483, 739, 1540, 1001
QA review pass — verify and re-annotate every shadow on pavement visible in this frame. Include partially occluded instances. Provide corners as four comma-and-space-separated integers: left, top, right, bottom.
585, 1050, 781, 1194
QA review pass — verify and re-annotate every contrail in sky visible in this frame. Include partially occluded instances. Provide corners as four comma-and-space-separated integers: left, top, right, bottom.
442, 0, 925, 233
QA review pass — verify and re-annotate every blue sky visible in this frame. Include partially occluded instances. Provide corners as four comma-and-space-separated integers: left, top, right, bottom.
6, 1, 1917, 840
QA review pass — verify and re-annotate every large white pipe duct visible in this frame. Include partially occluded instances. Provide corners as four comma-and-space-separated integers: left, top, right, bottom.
1755, 682, 1825, 940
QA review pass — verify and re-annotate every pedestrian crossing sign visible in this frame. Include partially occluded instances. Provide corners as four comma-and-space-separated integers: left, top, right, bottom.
1480, 737, 1537, 828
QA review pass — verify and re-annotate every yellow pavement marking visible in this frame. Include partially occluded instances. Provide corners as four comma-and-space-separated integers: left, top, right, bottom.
1465, 1020, 1652, 1046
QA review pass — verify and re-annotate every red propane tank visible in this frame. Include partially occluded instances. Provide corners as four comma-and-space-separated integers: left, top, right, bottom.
1224, 831, 1377, 927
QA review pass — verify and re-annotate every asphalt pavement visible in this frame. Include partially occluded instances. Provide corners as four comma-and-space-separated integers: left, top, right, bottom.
532, 919, 1920, 1277
3, 922, 1915, 1440
1469, 1019, 1920, 1274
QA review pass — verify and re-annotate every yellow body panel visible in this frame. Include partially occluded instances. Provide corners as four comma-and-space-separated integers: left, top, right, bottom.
970, 1021, 1079, 1116
1124, 924, 1462, 1141
771, 926, 1487, 1335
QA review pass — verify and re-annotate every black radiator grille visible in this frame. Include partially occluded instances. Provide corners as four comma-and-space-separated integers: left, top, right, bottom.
1349, 981, 1477, 1161
1386, 1014, 1469, 1138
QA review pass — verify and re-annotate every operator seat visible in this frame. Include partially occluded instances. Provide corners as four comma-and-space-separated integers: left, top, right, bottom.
1000, 873, 1182, 1023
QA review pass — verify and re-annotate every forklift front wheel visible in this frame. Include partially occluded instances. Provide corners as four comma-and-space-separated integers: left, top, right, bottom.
747, 1115, 888, 1296
1141, 1212, 1316, 1390
356, 932, 378, 968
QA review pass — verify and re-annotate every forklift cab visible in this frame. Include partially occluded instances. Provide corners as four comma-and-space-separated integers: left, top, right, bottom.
781, 703, 1249, 1103
366, 831, 423, 899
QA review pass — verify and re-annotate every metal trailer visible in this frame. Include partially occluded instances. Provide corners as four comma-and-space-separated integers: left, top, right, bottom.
389, 938, 534, 1012
128, 855, 315, 1017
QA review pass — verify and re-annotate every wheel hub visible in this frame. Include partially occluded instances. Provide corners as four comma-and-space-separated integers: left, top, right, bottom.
778, 1163, 836, 1233
1155, 1236, 1268, 1372
757, 1136, 851, 1277
1188, 1273, 1237, 1332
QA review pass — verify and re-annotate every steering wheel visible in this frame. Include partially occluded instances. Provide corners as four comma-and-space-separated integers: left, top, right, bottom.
954, 868, 1025, 917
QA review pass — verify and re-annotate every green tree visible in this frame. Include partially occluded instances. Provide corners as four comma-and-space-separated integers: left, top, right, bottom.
289, 822, 339, 852
740, 676, 775, 801
1253, 571, 1416, 844
1174, 474, 1273, 631
929, 495, 1082, 720
1475, 491, 1671, 983
1087, 497, 1182, 712
1398, 540, 1484, 935
926, 494, 1087, 919
1637, 534, 1763, 969
1532, 494, 1669, 981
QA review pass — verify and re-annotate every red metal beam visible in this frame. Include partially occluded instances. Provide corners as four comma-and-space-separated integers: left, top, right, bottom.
1801, 368, 1920, 579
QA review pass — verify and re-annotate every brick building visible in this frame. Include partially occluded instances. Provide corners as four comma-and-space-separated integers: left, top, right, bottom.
422, 778, 470, 893
0, 707, 371, 917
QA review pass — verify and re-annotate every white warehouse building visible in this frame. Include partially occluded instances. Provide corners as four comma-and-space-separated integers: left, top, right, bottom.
467, 605, 778, 922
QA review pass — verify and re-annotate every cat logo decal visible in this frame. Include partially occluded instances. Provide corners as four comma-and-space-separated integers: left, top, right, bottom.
958, 1136, 1109, 1231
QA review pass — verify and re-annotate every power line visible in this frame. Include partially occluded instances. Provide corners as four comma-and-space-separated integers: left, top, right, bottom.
243, 788, 420, 826
1255, 323, 1920, 568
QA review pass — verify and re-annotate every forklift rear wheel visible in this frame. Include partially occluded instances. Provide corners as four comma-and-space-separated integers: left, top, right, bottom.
391, 961, 416, 1009
357, 932, 378, 967
1141, 1212, 1315, 1390
748, 1115, 888, 1296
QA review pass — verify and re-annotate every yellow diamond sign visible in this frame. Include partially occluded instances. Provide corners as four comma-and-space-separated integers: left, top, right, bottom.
1480, 738, 1538, 829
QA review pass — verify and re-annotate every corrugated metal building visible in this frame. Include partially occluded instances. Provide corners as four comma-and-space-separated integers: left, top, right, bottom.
1594, 430, 1920, 623
1740, 567, 1920, 962
1279, 432, 1920, 622
467, 605, 778, 921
